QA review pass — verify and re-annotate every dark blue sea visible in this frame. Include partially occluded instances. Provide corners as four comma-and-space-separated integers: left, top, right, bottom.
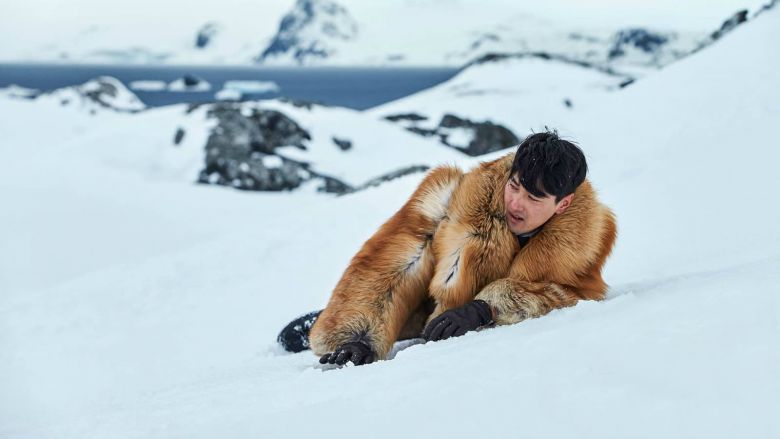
0, 63, 459, 110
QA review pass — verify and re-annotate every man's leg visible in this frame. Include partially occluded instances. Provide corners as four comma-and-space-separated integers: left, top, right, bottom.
277, 297, 433, 354
277, 310, 322, 353
309, 165, 463, 362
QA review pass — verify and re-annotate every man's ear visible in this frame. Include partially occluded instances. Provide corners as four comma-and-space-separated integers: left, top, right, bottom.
555, 193, 574, 214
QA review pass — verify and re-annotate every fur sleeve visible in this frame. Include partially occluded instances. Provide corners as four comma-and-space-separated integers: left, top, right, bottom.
475, 182, 618, 324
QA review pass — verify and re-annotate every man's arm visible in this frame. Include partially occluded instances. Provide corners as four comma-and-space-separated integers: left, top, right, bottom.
423, 274, 603, 341
424, 189, 617, 341
474, 278, 590, 325
476, 187, 618, 326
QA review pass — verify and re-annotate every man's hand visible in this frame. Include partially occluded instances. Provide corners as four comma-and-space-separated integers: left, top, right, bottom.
319, 341, 375, 366
423, 300, 493, 341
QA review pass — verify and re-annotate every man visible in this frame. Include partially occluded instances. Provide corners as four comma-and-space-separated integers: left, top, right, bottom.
278, 131, 617, 366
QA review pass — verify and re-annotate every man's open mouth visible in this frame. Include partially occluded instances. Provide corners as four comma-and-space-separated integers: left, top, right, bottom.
509, 213, 524, 222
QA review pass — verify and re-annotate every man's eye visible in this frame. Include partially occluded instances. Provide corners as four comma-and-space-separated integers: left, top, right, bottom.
528, 196, 539, 201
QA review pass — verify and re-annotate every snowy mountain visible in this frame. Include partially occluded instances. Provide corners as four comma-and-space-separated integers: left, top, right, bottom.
257, 0, 359, 65
1, 4, 779, 439
0, 0, 768, 71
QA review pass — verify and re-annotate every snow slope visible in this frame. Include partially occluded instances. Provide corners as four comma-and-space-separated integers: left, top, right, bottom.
1, 6, 779, 439
369, 55, 629, 141
0, 85, 463, 294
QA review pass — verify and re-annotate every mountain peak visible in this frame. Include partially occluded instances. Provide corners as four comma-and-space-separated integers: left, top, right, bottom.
257, 0, 359, 65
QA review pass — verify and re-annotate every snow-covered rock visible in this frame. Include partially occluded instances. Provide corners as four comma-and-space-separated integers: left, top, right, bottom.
7, 76, 147, 113
257, 0, 359, 65
607, 28, 674, 64
167, 75, 211, 92
0, 84, 40, 99
384, 112, 520, 156
185, 98, 468, 193
194, 22, 221, 49
197, 103, 314, 191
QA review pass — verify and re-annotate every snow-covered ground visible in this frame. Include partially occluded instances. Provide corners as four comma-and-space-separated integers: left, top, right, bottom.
1, 5, 779, 439
369, 55, 629, 141
0, 0, 768, 69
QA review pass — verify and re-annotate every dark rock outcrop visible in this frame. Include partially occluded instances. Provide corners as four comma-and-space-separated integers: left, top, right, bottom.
685, 4, 775, 59
198, 103, 315, 191
196, 102, 433, 194
195, 22, 219, 49
384, 113, 428, 123
384, 112, 520, 156
197, 103, 389, 194
173, 127, 185, 145
182, 74, 205, 88
332, 136, 352, 151
710, 10, 749, 41
439, 114, 520, 156
466, 51, 632, 80
608, 28, 669, 60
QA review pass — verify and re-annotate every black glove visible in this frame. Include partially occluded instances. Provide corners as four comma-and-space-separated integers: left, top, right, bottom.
319, 341, 376, 366
423, 300, 493, 341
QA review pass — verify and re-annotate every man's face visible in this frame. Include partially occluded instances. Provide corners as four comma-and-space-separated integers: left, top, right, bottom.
504, 173, 573, 234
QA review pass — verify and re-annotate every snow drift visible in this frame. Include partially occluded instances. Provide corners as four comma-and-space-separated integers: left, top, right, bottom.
1, 5, 779, 439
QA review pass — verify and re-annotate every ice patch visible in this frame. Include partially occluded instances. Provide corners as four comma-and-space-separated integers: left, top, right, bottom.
215, 81, 280, 101
223, 80, 280, 94
215, 88, 242, 101
129, 80, 167, 91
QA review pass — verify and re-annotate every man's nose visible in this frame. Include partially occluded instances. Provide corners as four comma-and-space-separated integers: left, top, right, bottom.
509, 196, 525, 213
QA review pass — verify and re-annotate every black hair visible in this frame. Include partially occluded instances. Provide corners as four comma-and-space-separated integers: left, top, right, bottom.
510, 130, 587, 202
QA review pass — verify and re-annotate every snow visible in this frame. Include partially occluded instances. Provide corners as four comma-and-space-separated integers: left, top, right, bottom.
369, 55, 629, 138
440, 126, 474, 149
214, 88, 242, 101
1, 5, 780, 439
129, 80, 167, 91
262, 155, 284, 168
214, 80, 280, 101
221, 80, 280, 94
1, 76, 146, 114
0, 84, 39, 99
0, 0, 768, 68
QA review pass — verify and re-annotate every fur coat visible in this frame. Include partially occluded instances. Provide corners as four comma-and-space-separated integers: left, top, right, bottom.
309, 153, 617, 359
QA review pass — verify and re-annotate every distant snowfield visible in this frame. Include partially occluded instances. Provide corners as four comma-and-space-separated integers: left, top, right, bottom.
0, 0, 769, 67
1, 6, 779, 439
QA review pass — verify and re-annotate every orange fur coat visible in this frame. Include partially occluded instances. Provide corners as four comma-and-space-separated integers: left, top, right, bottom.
309, 152, 617, 359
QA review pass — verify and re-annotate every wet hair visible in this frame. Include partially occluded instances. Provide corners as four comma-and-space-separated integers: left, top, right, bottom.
510, 130, 588, 202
